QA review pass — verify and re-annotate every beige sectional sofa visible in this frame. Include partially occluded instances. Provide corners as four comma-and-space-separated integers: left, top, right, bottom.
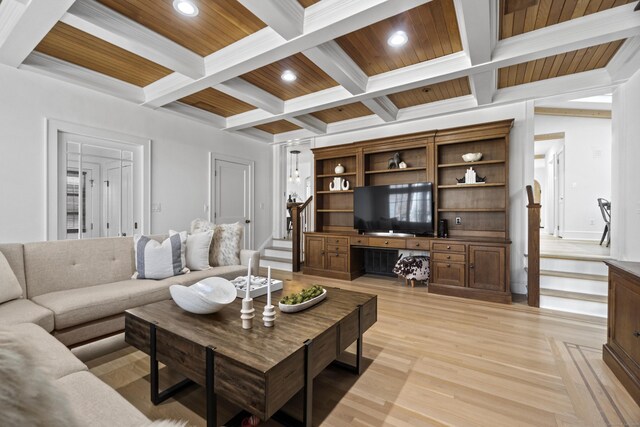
0, 235, 260, 347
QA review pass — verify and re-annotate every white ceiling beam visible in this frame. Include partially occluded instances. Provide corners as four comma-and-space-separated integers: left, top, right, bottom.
454, 0, 496, 65
215, 78, 284, 114
234, 128, 274, 143
303, 41, 368, 94
288, 115, 327, 134
20, 52, 144, 103
237, 0, 304, 40
469, 70, 496, 105
606, 36, 640, 83
161, 102, 226, 129
0, 0, 76, 67
362, 96, 399, 122
61, 0, 204, 79
143, 0, 433, 107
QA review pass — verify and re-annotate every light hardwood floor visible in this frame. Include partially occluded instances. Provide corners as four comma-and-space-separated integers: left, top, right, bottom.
87, 272, 640, 426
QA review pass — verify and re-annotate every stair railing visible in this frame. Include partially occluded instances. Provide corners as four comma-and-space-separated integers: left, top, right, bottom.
526, 185, 541, 307
290, 196, 313, 272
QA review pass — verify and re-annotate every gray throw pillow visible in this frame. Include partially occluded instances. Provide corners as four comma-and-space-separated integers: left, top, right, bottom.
0, 252, 22, 304
210, 223, 243, 266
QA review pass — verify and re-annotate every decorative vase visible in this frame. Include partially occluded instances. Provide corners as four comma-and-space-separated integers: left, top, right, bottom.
335, 164, 345, 174
329, 177, 342, 191
341, 179, 350, 191
399, 161, 407, 169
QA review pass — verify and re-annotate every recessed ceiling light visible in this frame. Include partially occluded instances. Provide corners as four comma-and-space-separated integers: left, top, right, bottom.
281, 70, 297, 82
173, 0, 199, 17
387, 30, 408, 47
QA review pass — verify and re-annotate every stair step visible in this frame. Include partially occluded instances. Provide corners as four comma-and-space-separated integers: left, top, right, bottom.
540, 295, 607, 318
264, 247, 292, 258
540, 288, 608, 304
539, 257, 608, 276
272, 239, 293, 249
540, 275, 607, 296
260, 256, 292, 272
540, 270, 607, 282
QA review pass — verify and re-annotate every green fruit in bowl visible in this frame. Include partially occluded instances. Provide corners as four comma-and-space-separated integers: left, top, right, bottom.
280, 285, 324, 305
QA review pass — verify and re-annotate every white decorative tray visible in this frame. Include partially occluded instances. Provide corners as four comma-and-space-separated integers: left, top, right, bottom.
278, 289, 327, 313
231, 275, 283, 299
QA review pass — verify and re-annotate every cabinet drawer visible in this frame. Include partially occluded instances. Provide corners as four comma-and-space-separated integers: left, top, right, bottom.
432, 252, 466, 263
326, 252, 348, 272
406, 239, 430, 250
432, 261, 466, 287
327, 245, 348, 254
368, 237, 406, 249
327, 237, 349, 246
431, 242, 465, 253
350, 236, 369, 246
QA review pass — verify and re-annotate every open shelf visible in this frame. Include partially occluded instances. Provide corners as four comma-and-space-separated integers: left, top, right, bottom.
438, 208, 504, 212
365, 167, 425, 175
438, 183, 505, 189
317, 190, 354, 194
317, 209, 354, 213
317, 172, 357, 178
438, 160, 505, 168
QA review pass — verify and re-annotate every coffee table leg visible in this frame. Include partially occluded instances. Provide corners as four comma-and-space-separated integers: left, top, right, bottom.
332, 304, 363, 375
206, 346, 217, 427
149, 323, 194, 405
303, 339, 313, 427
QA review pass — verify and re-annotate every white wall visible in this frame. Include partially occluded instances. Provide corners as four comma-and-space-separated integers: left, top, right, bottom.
534, 159, 546, 228
612, 70, 640, 261
0, 64, 272, 248
311, 102, 535, 294
535, 115, 612, 240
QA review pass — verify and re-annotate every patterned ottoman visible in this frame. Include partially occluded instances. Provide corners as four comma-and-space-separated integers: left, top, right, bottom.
393, 255, 430, 287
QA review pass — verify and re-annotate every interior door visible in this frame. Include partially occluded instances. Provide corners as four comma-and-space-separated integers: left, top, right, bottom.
214, 158, 252, 249
557, 149, 565, 238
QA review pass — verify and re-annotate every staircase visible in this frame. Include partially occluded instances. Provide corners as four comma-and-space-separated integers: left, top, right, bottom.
260, 239, 293, 272
538, 254, 609, 318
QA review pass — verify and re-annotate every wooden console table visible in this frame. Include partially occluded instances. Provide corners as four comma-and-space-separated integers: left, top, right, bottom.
603, 260, 640, 405
124, 283, 377, 426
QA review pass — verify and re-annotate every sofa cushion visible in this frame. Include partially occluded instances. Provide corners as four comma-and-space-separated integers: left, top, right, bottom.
0, 252, 23, 303
0, 299, 54, 332
2, 323, 87, 379
24, 237, 136, 298
164, 265, 247, 287
0, 243, 26, 295
56, 371, 150, 427
32, 279, 171, 330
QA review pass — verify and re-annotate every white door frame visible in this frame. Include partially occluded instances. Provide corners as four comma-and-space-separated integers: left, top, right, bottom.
209, 152, 255, 249
46, 119, 151, 241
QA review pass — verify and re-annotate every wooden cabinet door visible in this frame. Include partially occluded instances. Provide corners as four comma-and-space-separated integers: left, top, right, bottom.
305, 236, 325, 270
432, 261, 466, 287
611, 273, 640, 365
468, 245, 505, 292
326, 253, 348, 272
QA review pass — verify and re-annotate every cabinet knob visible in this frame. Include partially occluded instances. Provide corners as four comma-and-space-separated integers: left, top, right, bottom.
384, 241, 389, 244
634, 331, 640, 338
321, 251, 325, 255
447, 246, 451, 250
446, 264, 450, 268
415, 243, 420, 247
470, 264, 475, 269
446, 255, 450, 259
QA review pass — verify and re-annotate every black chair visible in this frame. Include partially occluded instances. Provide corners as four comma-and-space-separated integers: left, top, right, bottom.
597, 198, 611, 247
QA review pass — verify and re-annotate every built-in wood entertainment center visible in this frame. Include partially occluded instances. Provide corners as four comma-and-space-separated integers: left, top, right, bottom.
303, 119, 513, 303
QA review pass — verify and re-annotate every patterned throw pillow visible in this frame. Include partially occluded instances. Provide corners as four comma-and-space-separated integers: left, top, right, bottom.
133, 231, 189, 279
210, 223, 243, 266
190, 218, 215, 234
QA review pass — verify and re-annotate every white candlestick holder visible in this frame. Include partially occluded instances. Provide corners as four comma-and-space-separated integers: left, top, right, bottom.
241, 298, 255, 329
262, 305, 276, 327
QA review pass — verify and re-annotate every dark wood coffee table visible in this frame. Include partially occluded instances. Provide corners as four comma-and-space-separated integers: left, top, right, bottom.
124, 282, 377, 426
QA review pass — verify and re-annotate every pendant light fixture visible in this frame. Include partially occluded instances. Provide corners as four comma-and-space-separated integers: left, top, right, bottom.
288, 150, 293, 182
291, 150, 301, 183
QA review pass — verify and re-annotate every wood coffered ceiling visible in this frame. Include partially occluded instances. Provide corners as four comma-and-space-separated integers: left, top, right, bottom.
255, 120, 301, 134
179, 88, 256, 117
387, 77, 471, 108
310, 102, 373, 123
298, 0, 321, 7
35, 22, 172, 87
96, 0, 266, 56
500, 0, 636, 39
240, 53, 339, 100
335, 0, 462, 76
498, 40, 624, 88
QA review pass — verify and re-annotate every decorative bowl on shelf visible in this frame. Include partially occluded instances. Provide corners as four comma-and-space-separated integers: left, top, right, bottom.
169, 277, 236, 314
462, 152, 483, 162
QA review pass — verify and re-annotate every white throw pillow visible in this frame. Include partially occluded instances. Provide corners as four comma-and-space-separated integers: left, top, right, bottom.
133, 231, 189, 280
190, 218, 215, 234
211, 222, 243, 266
0, 252, 22, 304
171, 229, 212, 271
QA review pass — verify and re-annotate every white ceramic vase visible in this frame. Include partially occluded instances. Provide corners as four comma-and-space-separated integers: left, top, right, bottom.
335, 164, 345, 174
341, 179, 350, 190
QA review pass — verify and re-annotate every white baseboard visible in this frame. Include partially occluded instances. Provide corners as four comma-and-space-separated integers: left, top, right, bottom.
561, 230, 603, 241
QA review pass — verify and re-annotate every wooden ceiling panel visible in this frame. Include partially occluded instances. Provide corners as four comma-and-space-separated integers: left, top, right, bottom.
500, 0, 636, 39
35, 22, 172, 87
335, 0, 462, 76
497, 40, 624, 88
310, 102, 373, 123
179, 88, 256, 117
387, 77, 472, 109
255, 120, 301, 134
97, 0, 266, 56
298, 0, 321, 7
241, 53, 339, 100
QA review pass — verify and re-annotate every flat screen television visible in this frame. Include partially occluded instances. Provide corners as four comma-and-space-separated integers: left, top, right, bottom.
354, 182, 434, 235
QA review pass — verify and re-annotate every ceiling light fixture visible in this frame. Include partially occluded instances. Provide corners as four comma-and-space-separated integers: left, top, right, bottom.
387, 30, 408, 47
281, 70, 297, 82
173, 0, 199, 17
